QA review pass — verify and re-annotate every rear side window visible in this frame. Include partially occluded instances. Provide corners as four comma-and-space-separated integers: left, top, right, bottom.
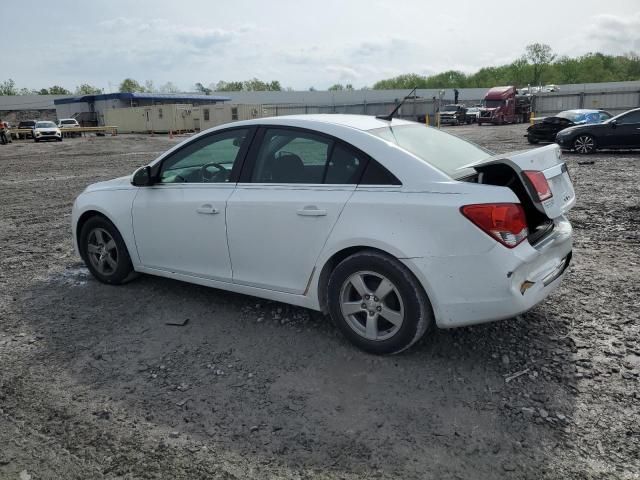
247, 127, 397, 185
324, 144, 366, 184
360, 160, 401, 185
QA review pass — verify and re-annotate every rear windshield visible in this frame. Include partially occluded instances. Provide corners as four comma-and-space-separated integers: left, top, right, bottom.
369, 124, 491, 179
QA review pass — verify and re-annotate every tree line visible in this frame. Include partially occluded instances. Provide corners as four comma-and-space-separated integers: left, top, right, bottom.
2, 44, 639, 96
0, 79, 103, 96
372, 44, 640, 89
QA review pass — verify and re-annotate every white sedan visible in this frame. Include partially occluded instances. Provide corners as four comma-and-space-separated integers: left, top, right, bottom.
72, 115, 575, 354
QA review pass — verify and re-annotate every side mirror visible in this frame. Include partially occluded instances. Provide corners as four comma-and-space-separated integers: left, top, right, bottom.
610, 119, 617, 128
131, 165, 153, 186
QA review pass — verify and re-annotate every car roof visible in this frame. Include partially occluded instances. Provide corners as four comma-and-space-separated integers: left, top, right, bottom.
560, 109, 607, 114
235, 114, 415, 131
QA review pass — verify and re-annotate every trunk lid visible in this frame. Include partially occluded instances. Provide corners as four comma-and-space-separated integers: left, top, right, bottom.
463, 144, 576, 219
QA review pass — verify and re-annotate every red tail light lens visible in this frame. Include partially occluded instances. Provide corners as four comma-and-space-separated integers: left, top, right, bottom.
461, 203, 528, 248
523, 170, 552, 201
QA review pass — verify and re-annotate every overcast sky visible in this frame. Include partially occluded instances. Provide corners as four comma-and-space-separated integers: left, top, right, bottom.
2, 0, 639, 92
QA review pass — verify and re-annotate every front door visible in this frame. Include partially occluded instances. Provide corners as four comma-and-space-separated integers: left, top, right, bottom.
226, 127, 367, 294
614, 110, 640, 147
132, 127, 252, 281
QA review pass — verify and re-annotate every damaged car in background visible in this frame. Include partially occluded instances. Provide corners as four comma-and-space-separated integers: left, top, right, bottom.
555, 107, 640, 154
526, 109, 612, 144
72, 114, 575, 354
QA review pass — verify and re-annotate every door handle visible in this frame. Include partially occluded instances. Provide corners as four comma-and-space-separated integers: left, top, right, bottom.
297, 206, 327, 216
196, 204, 219, 215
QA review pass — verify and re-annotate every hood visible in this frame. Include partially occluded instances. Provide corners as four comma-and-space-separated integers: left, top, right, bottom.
555, 124, 585, 136
84, 175, 133, 193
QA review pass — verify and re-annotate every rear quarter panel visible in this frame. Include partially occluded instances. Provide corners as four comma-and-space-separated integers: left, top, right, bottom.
309, 181, 520, 311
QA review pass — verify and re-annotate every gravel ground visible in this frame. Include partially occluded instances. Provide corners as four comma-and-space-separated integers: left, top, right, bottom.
0, 125, 638, 480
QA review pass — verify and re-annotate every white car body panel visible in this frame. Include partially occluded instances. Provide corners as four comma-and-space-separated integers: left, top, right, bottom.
72, 114, 574, 329
132, 183, 235, 281
226, 184, 355, 294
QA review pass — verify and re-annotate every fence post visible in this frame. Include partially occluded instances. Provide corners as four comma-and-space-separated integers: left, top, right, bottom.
579, 92, 585, 109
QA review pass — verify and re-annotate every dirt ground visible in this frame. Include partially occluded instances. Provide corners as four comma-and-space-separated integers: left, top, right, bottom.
0, 124, 638, 480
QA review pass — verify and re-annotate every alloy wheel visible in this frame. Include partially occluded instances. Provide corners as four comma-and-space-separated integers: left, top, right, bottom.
574, 135, 595, 154
339, 271, 405, 341
86, 227, 119, 275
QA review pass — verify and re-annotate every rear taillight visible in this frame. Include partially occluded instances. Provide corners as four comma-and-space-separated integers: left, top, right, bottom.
461, 203, 528, 248
523, 170, 552, 201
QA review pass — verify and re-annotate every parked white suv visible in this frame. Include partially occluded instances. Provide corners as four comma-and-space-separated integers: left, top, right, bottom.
58, 118, 81, 137
57, 118, 80, 128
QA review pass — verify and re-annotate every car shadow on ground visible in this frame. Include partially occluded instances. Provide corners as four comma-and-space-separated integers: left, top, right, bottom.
8, 264, 579, 479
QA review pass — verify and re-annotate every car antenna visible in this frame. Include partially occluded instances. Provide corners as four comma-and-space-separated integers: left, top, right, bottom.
376, 86, 418, 121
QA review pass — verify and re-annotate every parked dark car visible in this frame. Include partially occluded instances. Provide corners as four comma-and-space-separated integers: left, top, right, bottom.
439, 104, 469, 125
17, 120, 37, 139
526, 109, 612, 144
555, 108, 640, 154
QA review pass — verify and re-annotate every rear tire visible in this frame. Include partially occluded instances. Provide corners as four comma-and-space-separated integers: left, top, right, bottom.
573, 134, 596, 154
327, 250, 433, 355
79, 216, 135, 285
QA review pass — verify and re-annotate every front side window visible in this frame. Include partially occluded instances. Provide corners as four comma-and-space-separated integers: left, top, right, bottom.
616, 111, 640, 125
159, 128, 249, 184
251, 129, 331, 183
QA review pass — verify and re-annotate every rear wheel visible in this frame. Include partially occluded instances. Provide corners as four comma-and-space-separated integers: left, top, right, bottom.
573, 135, 596, 154
80, 216, 134, 284
327, 250, 433, 354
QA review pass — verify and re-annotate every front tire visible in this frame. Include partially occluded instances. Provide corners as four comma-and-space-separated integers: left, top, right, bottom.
327, 250, 433, 355
573, 135, 596, 154
79, 216, 134, 284
527, 134, 539, 144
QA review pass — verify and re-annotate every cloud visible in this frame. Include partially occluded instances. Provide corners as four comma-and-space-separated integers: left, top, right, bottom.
584, 13, 640, 54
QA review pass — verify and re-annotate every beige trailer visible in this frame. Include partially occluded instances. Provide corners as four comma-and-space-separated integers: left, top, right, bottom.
104, 104, 196, 133
195, 104, 264, 130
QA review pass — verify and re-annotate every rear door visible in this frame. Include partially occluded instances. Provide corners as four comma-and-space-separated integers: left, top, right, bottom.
226, 127, 366, 294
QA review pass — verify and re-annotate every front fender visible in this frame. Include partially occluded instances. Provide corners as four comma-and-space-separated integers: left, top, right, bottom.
72, 189, 140, 266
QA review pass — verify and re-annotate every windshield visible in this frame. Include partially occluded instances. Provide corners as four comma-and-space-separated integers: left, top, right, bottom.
370, 124, 491, 179
61, 120, 76, 124
36, 121, 57, 128
484, 100, 504, 108
442, 105, 458, 112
